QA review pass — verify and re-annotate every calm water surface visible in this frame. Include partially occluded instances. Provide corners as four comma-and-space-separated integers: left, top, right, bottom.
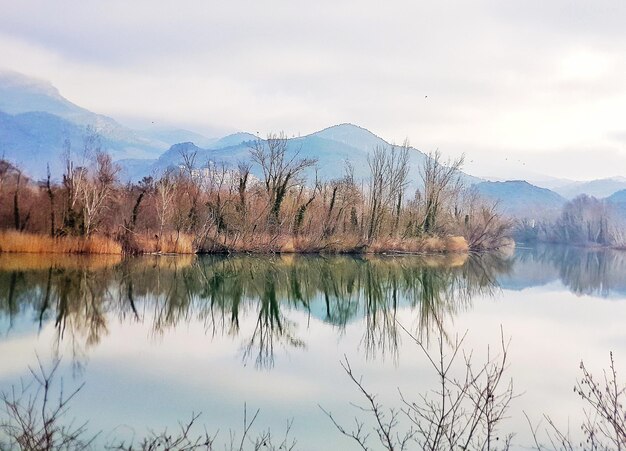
0, 246, 624, 449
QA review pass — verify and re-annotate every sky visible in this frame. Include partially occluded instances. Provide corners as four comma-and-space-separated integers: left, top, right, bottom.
1, 0, 625, 181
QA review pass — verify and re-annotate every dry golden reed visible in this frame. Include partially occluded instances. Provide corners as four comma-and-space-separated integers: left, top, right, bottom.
131, 232, 195, 254
0, 231, 122, 254
0, 230, 471, 256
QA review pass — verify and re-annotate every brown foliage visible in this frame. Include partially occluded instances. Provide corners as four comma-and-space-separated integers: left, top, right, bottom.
0, 132, 511, 255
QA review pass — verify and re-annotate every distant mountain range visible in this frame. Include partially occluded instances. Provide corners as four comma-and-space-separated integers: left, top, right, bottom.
606, 189, 626, 220
0, 70, 207, 177
1, 70, 625, 221
118, 123, 481, 188
474, 180, 567, 218
550, 177, 626, 199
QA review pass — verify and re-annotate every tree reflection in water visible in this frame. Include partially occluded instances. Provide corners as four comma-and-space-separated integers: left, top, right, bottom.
513, 244, 626, 297
0, 252, 517, 369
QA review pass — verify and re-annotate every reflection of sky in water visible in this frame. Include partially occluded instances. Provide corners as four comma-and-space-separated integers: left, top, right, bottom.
0, 248, 624, 450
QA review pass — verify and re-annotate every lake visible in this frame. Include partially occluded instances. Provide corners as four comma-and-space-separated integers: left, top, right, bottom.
0, 246, 624, 449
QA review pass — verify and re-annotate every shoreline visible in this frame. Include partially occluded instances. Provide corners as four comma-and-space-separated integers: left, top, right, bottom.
0, 230, 514, 257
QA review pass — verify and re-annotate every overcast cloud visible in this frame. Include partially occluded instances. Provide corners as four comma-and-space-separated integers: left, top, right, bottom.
1, 0, 625, 180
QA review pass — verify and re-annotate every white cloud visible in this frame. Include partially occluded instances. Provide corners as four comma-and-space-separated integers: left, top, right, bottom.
1, 0, 626, 178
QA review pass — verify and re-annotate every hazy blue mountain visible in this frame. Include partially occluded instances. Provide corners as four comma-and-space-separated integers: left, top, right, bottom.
606, 189, 626, 203
553, 177, 626, 199
156, 142, 206, 167
1, 110, 77, 176
0, 71, 169, 164
310, 123, 390, 152
0, 70, 104, 125
134, 123, 481, 189
209, 132, 258, 149
1, 71, 478, 189
116, 158, 158, 182
0, 110, 170, 180
144, 134, 368, 182
140, 127, 217, 149
474, 180, 566, 218
480, 168, 576, 191
605, 189, 626, 220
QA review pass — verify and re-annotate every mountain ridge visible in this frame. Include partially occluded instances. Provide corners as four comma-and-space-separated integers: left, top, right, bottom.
1, 70, 624, 210
474, 180, 566, 218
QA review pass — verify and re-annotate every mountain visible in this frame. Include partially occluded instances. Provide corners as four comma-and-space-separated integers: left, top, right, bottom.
0, 70, 105, 125
210, 132, 258, 149
139, 127, 217, 149
0, 109, 170, 179
0, 71, 223, 178
0, 110, 147, 178
605, 189, 626, 220
606, 189, 626, 203
311, 123, 390, 152
0, 70, 169, 155
131, 123, 482, 189
138, 128, 373, 182
474, 180, 566, 218
553, 177, 626, 199
5, 69, 593, 219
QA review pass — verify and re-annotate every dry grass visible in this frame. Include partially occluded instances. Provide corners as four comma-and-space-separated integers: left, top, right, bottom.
205, 233, 470, 255
0, 231, 122, 254
0, 230, 472, 256
444, 236, 469, 252
130, 232, 195, 254
283, 235, 364, 253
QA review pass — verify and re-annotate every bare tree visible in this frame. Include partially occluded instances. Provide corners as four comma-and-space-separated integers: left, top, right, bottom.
1, 359, 296, 451
12, 167, 31, 231
249, 132, 317, 228
178, 147, 203, 233
197, 161, 232, 249
457, 189, 512, 251
80, 150, 119, 236
129, 176, 154, 233
45, 164, 56, 236
322, 325, 515, 451
109, 413, 216, 450
293, 171, 321, 236
0, 159, 12, 201
526, 351, 625, 451
420, 150, 464, 235
61, 138, 86, 234
366, 143, 410, 241
155, 170, 177, 250
0, 357, 95, 450
236, 161, 251, 217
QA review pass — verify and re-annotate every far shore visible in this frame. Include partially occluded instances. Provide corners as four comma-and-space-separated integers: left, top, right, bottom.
0, 230, 515, 257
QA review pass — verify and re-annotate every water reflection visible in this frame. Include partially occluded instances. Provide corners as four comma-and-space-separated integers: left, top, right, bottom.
2, 246, 623, 369
0, 252, 513, 368
505, 245, 626, 297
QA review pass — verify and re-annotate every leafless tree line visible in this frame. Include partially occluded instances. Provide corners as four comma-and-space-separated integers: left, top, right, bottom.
516, 194, 626, 248
0, 131, 511, 253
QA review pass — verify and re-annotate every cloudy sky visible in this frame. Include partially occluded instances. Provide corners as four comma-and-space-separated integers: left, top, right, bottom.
1, 0, 625, 180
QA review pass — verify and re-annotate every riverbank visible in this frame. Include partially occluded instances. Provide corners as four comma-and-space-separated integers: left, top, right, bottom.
0, 230, 491, 255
